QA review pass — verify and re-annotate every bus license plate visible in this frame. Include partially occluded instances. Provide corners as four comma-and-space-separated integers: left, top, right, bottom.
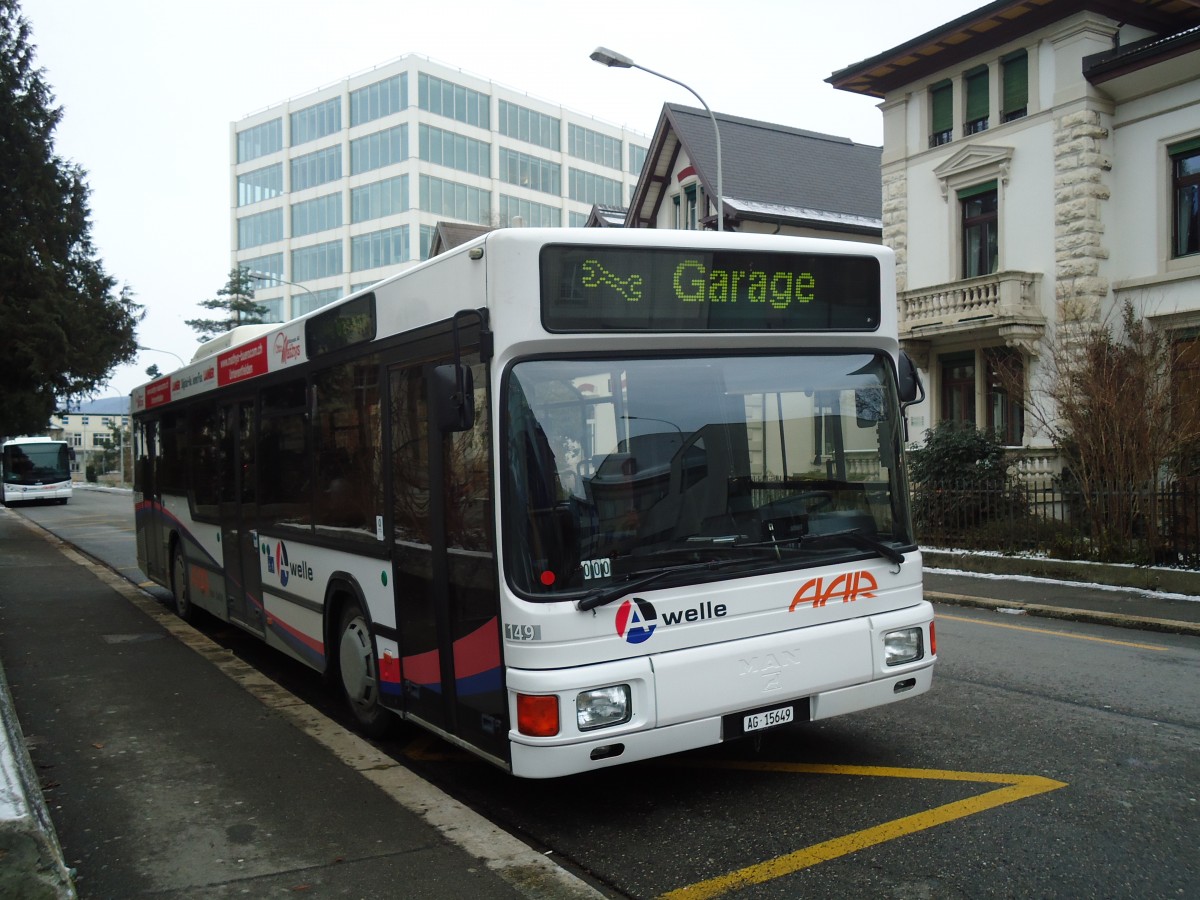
743, 705, 793, 733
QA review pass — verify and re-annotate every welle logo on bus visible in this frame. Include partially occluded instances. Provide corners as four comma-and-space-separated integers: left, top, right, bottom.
540, 246, 881, 332
613, 569, 881, 643
266, 541, 313, 588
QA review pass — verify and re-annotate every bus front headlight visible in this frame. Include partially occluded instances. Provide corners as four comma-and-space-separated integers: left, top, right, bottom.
576, 685, 631, 731
884, 628, 924, 666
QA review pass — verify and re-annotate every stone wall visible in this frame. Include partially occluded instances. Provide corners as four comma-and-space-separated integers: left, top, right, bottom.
1053, 109, 1111, 326
882, 169, 908, 293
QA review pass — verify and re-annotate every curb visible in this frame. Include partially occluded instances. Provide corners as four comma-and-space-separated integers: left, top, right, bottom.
0, 653, 76, 899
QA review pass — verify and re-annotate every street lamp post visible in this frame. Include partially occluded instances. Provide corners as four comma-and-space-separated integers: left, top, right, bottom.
137, 344, 186, 368
248, 271, 316, 319
590, 47, 723, 232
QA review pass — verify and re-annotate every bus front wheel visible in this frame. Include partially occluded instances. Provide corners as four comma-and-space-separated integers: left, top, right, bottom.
336, 601, 393, 738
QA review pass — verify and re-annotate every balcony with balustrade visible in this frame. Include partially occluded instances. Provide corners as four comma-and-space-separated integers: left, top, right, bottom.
897, 270, 1046, 364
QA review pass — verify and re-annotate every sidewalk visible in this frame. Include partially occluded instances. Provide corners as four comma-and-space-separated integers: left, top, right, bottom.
923, 549, 1200, 636
0, 508, 603, 899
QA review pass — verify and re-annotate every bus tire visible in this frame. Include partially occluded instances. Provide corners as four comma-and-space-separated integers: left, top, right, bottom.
171, 543, 197, 624
336, 600, 393, 738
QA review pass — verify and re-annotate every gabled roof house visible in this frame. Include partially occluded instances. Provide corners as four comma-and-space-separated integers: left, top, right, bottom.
622, 103, 883, 241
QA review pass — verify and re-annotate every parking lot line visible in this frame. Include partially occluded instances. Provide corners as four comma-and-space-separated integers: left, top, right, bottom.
660, 762, 1067, 900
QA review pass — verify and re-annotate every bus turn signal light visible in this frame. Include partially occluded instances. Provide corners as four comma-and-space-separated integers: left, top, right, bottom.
517, 693, 560, 737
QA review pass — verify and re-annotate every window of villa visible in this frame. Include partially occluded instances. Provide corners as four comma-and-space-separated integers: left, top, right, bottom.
684, 183, 698, 230
1170, 138, 1200, 258
985, 347, 1024, 445
940, 352, 976, 426
960, 182, 998, 278
1001, 51, 1028, 123
930, 80, 952, 147
964, 67, 989, 135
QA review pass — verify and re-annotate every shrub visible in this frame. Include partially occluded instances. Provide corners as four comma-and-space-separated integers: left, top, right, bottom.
907, 422, 1029, 539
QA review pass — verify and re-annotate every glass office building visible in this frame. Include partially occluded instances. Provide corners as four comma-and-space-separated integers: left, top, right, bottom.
231, 54, 648, 321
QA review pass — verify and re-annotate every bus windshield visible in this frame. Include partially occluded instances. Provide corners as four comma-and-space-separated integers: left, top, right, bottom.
504, 353, 912, 598
3, 442, 72, 486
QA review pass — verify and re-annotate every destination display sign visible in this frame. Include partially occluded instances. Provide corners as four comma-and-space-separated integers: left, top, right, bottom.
540, 245, 880, 332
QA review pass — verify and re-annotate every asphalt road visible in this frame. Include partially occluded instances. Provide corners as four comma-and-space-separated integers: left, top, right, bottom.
12, 488, 1200, 898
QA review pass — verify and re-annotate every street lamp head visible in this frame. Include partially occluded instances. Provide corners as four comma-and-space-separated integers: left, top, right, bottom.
590, 46, 633, 69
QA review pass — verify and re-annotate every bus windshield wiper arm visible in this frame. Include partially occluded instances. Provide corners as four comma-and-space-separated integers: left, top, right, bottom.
576, 558, 749, 612
805, 529, 906, 567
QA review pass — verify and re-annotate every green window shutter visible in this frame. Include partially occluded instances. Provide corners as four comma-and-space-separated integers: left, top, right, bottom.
1002, 52, 1028, 117
1168, 137, 1200, 157
965, 67, 989, 123
956, 180, 997, 201
931, 81, 952, 134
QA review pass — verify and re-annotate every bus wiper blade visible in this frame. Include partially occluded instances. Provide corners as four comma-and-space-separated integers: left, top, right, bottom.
576, 558, 749, 612
805, 529, 906, 567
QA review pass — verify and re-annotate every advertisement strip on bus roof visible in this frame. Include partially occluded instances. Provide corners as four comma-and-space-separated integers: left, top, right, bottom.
540, 245, 881, 332
133, 322, 307, 410
217, 336, 269, 386
141, 376, 173, 410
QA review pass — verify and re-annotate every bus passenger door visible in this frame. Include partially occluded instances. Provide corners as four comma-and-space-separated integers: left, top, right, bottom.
137, 418, 168, 583
389, 355, 506, 762
220, 400, 264, 635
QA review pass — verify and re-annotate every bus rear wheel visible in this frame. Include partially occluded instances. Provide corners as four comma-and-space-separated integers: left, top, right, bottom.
336, 601, 393, 738
171, 544, 197, 623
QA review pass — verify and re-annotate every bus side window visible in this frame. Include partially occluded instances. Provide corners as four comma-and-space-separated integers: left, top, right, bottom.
313, 357, 381, 538
260, 378, 311, 531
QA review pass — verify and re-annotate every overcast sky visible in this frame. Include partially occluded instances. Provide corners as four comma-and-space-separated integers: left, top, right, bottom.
20, 0, 988, 398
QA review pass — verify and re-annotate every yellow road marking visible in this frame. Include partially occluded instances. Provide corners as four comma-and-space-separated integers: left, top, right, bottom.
936, 612, 1169, 651
661, 763, 1066, 900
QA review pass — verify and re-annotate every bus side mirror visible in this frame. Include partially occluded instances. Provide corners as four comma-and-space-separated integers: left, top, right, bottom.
433, 363, 475, 432
897, 351, 925, 408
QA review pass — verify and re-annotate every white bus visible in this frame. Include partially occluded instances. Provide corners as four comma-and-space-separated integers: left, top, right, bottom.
132, 229, 934, 778
2, 436, 73, 505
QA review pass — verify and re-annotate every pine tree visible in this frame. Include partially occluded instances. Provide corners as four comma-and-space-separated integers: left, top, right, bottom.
185, 267, 271, 342
0, 0, 142, 435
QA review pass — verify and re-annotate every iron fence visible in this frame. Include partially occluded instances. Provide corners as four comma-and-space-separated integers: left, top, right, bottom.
909, 478, 1200, 569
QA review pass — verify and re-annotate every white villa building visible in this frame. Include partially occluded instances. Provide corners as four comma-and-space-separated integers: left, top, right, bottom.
829, 0, 1200, 475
